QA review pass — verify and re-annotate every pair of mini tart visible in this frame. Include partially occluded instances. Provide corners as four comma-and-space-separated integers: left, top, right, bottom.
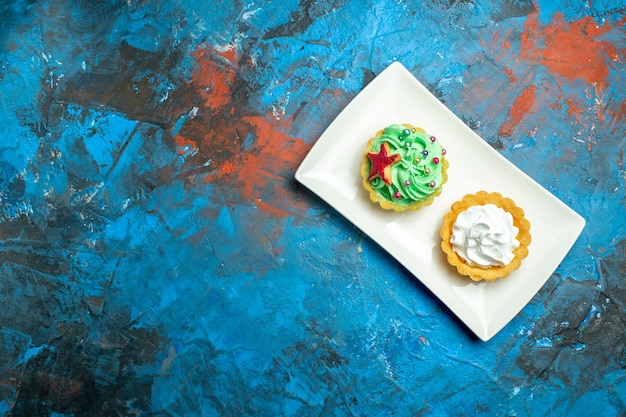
360, 124, 531, 282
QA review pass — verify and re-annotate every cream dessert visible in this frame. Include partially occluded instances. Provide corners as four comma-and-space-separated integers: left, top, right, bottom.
440, 191, 531, 282
361, 123, 448, 212
450, 204, 520, 268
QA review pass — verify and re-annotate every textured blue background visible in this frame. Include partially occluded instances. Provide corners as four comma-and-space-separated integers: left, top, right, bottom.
0, 0, 624, 416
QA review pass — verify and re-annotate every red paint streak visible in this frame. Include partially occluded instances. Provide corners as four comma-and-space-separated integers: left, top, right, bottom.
520, 12, 621, 89
503, 66, 517, 83
499, 84, 537, 137
187, 115, 312, 218
565, 97, 583, 123
213, 46, 238, 65
237, 115, 312, 217
191, 46, 236, 112
173, 133, 198, 155
176, 44, 313, 218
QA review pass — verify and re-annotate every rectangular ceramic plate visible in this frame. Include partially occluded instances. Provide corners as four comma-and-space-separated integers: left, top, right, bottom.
295, 62, 586, 341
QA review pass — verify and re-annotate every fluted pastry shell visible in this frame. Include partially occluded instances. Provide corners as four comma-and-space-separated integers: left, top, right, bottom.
440, 191, 531, 282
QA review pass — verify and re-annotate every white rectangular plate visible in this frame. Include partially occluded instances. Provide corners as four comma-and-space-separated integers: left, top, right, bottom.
295, 62, 586, 341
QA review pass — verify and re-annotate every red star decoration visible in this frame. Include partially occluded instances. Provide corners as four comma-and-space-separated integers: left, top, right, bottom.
367, 142, 401, 185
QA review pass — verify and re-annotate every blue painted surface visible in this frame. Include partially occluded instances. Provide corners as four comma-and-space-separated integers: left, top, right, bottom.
0, 1, 624, 415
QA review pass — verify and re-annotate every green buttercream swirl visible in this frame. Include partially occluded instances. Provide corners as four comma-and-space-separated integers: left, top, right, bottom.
367, 124, 446, 205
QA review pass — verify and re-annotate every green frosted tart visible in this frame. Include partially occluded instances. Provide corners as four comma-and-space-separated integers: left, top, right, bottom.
361, 123, 449, 212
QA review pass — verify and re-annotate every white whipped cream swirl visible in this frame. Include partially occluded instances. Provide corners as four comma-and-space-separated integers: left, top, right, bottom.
450, 204, 520, 268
